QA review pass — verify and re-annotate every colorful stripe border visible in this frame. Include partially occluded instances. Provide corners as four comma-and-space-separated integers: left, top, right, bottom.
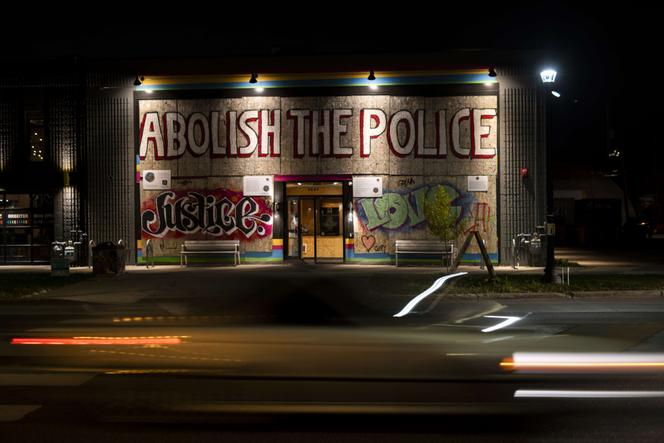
137, 237, 496, 265
135, 70, 497, 92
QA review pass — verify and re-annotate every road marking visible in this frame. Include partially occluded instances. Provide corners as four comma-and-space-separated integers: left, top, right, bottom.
394, 272, 468, 318
515, 389, 664, 399
481, 335, 514, 344
0, 405, 41, 422
454, 303, 505, 324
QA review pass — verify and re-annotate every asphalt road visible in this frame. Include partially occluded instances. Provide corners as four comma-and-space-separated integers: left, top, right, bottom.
2, 270, 664, 441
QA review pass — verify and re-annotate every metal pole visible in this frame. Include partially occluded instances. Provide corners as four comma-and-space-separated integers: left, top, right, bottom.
543, 87, 556, 283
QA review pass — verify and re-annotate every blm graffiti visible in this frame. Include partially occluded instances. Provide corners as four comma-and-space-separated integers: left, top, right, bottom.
141, 189, 273, 239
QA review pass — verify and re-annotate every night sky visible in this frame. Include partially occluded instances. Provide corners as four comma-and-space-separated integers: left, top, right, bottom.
2, 4, 658, 201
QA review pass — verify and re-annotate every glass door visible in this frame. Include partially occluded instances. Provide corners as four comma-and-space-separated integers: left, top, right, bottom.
299, 198, 316, 260
287, 198, 300, 258
283, 182, 346, 263
316, 197, 343, 262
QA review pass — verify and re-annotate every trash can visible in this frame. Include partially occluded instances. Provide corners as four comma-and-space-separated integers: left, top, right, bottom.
51, 242, 70, 277
528, 235, 546, 267
92, 242, 126, 275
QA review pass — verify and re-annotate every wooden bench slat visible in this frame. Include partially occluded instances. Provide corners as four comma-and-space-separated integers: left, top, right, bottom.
180, 240, 241, 266
395, 239, 454, 267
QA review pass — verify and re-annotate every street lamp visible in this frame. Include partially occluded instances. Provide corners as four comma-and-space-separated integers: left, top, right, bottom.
540, 69, 557, 84
540, 68, 557, 283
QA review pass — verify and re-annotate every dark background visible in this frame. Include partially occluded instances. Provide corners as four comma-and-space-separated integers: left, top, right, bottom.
3, 3, 658, 219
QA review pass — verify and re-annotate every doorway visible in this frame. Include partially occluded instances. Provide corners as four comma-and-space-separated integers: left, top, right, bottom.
286, 182, 344, 263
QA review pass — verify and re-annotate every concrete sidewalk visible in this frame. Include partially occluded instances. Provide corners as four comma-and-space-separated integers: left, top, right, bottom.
3, 246, 663, 276
556, 247, 664, 274
0, 262, 538, 275
2, 247, 664, 304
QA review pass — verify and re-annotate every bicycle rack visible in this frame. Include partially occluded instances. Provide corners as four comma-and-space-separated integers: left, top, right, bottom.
88, 240, 96, 269
144, 238, 155, 268
512, 226, 547, 269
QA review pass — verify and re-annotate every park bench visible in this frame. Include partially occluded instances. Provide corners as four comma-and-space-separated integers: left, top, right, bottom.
180, 240, 241, 266
395, 239, 454, 267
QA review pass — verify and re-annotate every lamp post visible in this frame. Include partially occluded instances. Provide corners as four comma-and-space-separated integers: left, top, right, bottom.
540, 68, 557, 283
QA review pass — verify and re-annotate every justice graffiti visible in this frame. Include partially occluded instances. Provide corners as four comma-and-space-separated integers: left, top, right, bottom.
141, 191, 273, 239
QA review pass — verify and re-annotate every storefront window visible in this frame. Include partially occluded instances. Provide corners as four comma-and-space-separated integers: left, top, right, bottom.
0, 193, 54, 264
28, 116, 45, 162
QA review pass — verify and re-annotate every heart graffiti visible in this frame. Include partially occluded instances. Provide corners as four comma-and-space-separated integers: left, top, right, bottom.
361, 234, 376, 251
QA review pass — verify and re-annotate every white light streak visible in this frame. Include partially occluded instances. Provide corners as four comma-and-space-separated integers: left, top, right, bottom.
512, 352, 664, 365
515, 389, 664, 399
481, 315, 521, 333
393, 272, 467, 318
502, 352, 664, 373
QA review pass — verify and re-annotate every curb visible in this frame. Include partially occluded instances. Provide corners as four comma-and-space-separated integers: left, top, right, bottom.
568, 289, 664, 298
440, 289, 664, 299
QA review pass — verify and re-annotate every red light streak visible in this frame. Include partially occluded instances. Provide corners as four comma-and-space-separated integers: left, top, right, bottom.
11, 337, 182, 346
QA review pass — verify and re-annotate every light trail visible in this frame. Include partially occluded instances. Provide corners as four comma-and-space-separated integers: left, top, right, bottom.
502, 352, 664, 372
515, 389, 664, 399
481, 315, 522, 332
11, 337, 183, 346
393, 272, 467, 318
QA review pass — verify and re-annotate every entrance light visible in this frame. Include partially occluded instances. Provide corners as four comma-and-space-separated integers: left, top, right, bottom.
367, 70, 376, 81
540, 69, 557, 84
488, 66, 497, 77
133, 75, 144, 86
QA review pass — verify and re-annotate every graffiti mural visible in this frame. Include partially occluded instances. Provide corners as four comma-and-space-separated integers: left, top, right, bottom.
356, 183, 473, 232
464, 202, 491, 234
141, 189, 272, 239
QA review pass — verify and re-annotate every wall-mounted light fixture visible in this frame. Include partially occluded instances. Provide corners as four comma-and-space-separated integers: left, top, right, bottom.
133, 75, 144, 86
367, 70, 378, 90
488, 66, 497, 77
249, 73, 264, 92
